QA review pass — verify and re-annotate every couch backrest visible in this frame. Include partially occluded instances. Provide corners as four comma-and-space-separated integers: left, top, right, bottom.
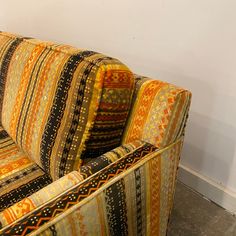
0, 32, 134, 180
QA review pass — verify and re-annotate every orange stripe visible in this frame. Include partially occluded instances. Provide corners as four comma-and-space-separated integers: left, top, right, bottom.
3, 198, 35, 225
154, 88, 182, 147
0, 156, 31, 176
150, 156, 161, 235
0, 149, 19, 159
24, 49, 61, 152
164, 92, 187, 146
9, 45, 45, 141
125, 81, 165, 142
103, 70, 133, 88
3, 209, 15, 224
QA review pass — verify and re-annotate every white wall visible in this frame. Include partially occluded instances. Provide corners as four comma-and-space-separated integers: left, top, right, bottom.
1, 0, 236, 205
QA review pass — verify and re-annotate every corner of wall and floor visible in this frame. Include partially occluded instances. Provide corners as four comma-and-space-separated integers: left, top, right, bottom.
178, 164, 236, 215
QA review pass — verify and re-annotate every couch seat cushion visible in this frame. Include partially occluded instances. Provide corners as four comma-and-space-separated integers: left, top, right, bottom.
0, 127, 52, 211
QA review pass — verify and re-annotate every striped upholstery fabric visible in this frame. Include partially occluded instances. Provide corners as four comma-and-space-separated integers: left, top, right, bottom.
0, 31, 191, 235
0, 127, 52, 212
0, 141, 143, 228
0, 138, 183, 236
0, 171, 83, 228
80, 139, 144, 176
0, 32, 134, 180
122, 75, 191, 148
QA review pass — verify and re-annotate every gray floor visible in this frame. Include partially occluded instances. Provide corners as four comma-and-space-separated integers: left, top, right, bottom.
168, 181, 236, 236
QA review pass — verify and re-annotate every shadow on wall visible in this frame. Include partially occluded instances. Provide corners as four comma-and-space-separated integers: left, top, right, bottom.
161, 65, 236, 195
181, 110, 236, 193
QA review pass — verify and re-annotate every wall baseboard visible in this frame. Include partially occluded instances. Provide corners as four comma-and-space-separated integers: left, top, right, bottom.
178, 164, 236, 215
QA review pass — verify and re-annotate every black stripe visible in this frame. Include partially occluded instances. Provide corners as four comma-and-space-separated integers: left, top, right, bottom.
0, 129, 8, 139
58, 57, 96, 177
82, 145, 118, 159
135, 168, 143, 235
0, 38, 23, 124
58, 55, 107, 177
80, 146, 130, 175
0, 142, 15, 149
87, 132, 123, 139
0, 164, 38, 188
0, 173, 52, 211
49, 225, 57, 236
0, 139, 12, 145
40, 51, 96, 174
0, 37, 13, 63
89, 123, 125, 132
80, 155, 112, 179
1, 143, 156, 235
105, 179, 128, 236
81, 107, 130, 160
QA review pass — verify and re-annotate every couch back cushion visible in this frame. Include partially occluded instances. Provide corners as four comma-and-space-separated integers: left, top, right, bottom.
0, 32, 134, 180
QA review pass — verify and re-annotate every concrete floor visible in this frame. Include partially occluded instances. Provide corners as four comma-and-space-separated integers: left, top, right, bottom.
168, 181, 236, 236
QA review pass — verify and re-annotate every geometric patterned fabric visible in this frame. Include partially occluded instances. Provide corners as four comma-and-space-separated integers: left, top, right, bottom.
0, 171, 83, 228
0, 140, 144, 228
0, 127, 52, 212
0, 31, 192, 236
80, 139, 145, 178
0, 32, 134, 180
123, 75, 191, 148
0, 138, 183, 236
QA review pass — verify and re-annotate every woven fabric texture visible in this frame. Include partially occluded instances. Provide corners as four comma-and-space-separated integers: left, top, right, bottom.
0, 126, 52, 212
0, 32, 134, 180
0, 140, 144, 229
122, 75, 191, 148
0, 171, 83, 228
80, 139, 145, 178
0, 31, 192, 236
0, 138, 183, 236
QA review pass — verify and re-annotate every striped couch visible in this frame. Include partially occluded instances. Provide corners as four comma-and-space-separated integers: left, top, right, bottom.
0, 32, 191, 236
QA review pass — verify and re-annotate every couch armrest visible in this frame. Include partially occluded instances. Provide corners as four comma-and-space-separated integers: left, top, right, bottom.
0, 140, 145, 230
0, 138, 183, 236
0, 171, 83, 228
122, 75, 191, 148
